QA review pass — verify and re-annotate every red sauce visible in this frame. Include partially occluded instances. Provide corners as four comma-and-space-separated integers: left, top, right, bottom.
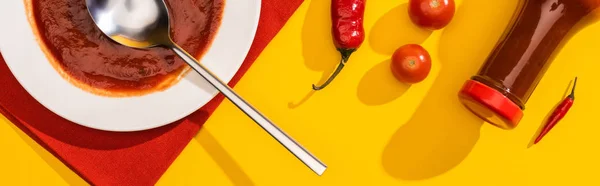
28, 0, 224, 96
474, 0, 600, 108
460, 0, 600, 129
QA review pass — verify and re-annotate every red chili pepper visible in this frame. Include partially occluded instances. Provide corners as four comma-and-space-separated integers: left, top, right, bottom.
312, 0, 366, 90
534, 77, 577, 144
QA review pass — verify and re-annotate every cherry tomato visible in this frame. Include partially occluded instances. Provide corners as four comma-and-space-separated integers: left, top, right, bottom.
391, 44, 432, 84
408, 0, 455, 30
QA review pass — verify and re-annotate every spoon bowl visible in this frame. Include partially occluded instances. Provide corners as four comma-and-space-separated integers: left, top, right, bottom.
86, 0, 171, 48
86, 0, 327, 175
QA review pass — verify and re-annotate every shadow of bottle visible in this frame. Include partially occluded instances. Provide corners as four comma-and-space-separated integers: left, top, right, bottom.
381, 0, 521, 180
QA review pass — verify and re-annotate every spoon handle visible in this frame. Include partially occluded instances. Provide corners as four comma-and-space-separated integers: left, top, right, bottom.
170, 44, 327, 175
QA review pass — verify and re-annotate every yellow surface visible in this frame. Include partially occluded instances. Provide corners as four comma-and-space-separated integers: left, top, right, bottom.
2, 0, 600, 185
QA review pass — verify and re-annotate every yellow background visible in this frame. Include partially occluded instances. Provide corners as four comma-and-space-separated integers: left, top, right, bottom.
2, 0, 600, 185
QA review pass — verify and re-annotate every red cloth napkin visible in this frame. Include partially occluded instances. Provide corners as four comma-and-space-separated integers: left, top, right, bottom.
0, 0, 303, 185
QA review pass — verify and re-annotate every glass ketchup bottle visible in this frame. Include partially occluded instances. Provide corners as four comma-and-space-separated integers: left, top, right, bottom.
459, 0, 600, 129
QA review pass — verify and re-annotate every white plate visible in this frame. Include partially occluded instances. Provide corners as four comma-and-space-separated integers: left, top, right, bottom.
0, 0, 261, 131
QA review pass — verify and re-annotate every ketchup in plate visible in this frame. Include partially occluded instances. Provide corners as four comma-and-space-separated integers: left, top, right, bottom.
29, 0, 223, 97
459, 0, 600, 129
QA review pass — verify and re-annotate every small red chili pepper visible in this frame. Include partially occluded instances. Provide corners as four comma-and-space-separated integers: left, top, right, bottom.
534, 77, 577, 144
312, 0, 366, 90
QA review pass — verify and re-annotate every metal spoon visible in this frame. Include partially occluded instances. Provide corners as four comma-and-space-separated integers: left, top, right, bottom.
85, 0, 326, 175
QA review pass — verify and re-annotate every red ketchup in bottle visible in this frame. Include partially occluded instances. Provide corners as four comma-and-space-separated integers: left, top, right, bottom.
459, 0, 600, 129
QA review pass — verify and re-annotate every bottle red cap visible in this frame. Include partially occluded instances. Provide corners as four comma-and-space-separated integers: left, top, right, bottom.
458, 80, 523, 129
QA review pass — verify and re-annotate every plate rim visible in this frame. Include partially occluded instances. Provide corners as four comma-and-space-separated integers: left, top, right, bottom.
0, 0, 262, 132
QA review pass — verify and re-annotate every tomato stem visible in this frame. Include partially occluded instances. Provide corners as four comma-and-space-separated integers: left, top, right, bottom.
430, 0, 440, 8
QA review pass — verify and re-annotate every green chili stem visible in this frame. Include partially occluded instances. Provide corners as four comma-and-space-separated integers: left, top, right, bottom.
568, 77, 577, 100
312, 58, 346, 90
312, 48, 355, 91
